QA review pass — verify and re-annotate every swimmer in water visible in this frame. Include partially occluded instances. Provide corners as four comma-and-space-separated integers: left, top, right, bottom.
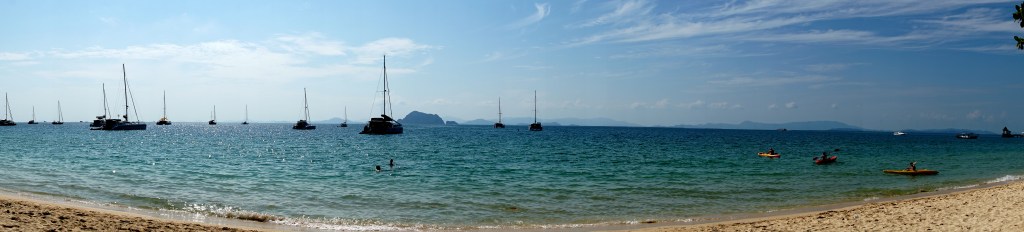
375, 165, 382, 172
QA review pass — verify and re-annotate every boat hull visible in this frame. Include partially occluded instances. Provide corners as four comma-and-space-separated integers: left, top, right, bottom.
494, 123, 505, 128
529, 123, 542, 131
0, 120, 15, 126
757, 152, 780, 158
156, 120, 171, 125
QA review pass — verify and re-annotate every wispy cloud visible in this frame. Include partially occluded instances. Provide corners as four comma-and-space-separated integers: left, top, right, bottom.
0, 52, 32, 61
507, 3, 551, 29
708, 75, 840, 87
566, 0, 1006, 48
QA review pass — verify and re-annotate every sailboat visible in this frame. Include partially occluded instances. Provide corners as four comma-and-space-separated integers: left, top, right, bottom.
293, 88, 316, 130
0, 93, 15, 126
156, 91, 171, 125
52, 101, 64, 125
494, 97, 505, 128
90, 84, 110, 129
242, 105, 249, 125
529, 91, 542, 131
27, 106, 38, 124
338, 106, 348, 127
208, 105, 217, 125
360, 55, 403, 134
95, 64, 146, 130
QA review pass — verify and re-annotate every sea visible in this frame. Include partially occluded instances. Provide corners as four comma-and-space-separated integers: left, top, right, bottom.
1, 123, 1023, 230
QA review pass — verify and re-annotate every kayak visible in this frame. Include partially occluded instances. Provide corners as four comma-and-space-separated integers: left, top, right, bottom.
814, 156, 837, 165
883, 169, 939, 176
757, 152, 780, 158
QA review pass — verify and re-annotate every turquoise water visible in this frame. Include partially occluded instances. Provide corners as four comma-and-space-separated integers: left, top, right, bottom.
1, 123, 1023, 230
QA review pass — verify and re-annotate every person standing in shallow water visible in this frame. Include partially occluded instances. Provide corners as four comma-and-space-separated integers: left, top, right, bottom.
389, 159, 394, 169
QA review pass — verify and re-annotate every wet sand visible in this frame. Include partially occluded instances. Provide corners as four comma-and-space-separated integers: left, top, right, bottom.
618, 181, 1024, 232
0, 194, 268, 232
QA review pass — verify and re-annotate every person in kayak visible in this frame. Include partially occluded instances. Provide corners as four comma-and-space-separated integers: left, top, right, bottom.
905, 162, 917, 171
768, 147, 776, 155
820, 152, 828, 160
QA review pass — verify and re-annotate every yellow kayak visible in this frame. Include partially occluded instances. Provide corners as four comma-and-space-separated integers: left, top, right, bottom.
883, 169, 939, 176
757, 152, 780, 158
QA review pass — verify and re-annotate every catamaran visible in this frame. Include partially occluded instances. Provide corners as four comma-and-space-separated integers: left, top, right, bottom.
94, 64, 146, 130
529, 91, 542, 131
494, 97, 505, 128
293, 88, 316, 130
360, 55, 403, 134
156, 90, 171, 125
90, 84, 110, 129
0, 93, 14, 126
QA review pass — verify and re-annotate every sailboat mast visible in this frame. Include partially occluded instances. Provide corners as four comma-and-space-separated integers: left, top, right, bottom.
122, 64, 129, 121
245, 105, 248, 122
101, 84, 109, 117
214, 105, 217, 120
498, 97, 502, 123
382, 55, 389, 117
4, 93, 9, 120
533, 91, 537, 123
58, 101, 62, 121
162, 90, 167, 118
344, 106, 347, 123
303, 88, 310, 121
32, 106, 35, 121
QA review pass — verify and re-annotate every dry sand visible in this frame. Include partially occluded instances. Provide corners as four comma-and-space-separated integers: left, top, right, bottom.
620, 181, 1024, 232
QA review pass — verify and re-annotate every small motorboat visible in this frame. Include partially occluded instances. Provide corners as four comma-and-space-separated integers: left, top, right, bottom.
956, 133, 978, 139
893, 131, 906, 136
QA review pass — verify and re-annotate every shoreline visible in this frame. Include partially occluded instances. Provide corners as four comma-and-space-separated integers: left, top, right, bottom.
610, 179, 1024, 232
2, 178, 1023, 231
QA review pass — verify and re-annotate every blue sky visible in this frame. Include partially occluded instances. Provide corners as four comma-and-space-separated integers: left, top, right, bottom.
0, 0, 1021, 131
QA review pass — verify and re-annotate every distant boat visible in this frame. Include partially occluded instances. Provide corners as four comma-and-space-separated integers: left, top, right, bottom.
0, 93, 15, 126
956, 133, 978, 139
208, 105, 217, 125
52, 101, 64, 125
90, 84, 111, 129
360, 55, 403, 135
529, 91, 542, 131
1000, 127, 1021, 138
338, 106, 348, 127
242, 105, 249, 125
494, 97, 505, 129
893, 131, 906, 136
292, 88, 316, 130
156, 90, 171, 125
27, 106, 38, 124
94, 64, 146, 131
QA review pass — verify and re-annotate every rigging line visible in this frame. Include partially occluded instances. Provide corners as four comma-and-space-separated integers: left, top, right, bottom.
126, 78, 141, 122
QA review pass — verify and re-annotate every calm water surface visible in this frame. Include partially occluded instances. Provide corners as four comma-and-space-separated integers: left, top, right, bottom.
1, 123, 1022, 230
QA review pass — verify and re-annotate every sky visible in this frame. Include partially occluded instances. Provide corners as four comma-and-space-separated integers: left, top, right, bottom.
0, 0, 1022, 131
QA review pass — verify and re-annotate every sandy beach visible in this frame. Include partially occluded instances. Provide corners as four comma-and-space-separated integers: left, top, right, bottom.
622, 181, 1024, 232
0, 194, 267, 232
4, 181, 1024, 231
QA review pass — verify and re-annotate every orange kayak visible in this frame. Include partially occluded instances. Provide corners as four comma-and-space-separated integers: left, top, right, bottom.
883, 169, 939, 176
757, 152, 780, 158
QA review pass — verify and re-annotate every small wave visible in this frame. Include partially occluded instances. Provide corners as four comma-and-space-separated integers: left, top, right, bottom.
986, 175, 1024, 184
862, 196, 879, 201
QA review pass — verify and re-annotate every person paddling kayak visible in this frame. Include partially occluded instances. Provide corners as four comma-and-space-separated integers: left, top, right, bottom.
905, 161, 917, 171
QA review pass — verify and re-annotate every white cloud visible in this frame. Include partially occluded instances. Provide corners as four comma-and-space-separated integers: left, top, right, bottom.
631, 98, 669, 109
709, 75, 840, 87
768, 104, 778, 110
831, 103, 838, 109
276, 33, 347, 56
785, 102, 797, 109
966, 110, 982, 120
0, 52, 32, 61
507, 3, 551, 29
570, 0, 652, 28
565, 0, 1005, 48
